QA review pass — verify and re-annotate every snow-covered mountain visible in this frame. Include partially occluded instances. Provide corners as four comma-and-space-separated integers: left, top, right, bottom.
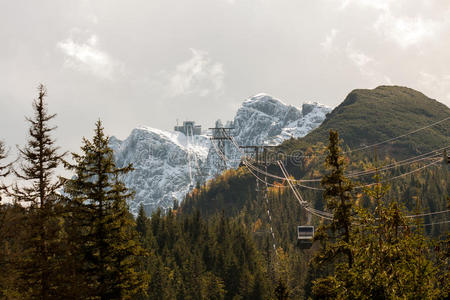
233, 93, 330, 146
111, 94, 331, 215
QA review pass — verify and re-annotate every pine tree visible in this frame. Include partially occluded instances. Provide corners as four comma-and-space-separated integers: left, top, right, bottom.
316, 129, 355, 267
136, 203, 148, 238
310, 146, 444, 299
274, 279, 289, 300
352, 165, 442, 299
0, 140, 13, 206
6, 84, 66, 299
0, 203, 27, 298
0, 141, 16, 297
308, 129, 356, 299
340, 185, 442, 298
65, 120, 148, 299
0, 140, 10, 183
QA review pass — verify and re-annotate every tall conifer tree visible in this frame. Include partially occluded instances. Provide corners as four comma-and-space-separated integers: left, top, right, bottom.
7, 84, 66, 299
309, 130, 356, 298
0, 140, 11, 199
0, 141, 10, 179
65, 120, 148, 299
136, 203, 149, 239
317, 129, 355, 266
0, 140, 17, 298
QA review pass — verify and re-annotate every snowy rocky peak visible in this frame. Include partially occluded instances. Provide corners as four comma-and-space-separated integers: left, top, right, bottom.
233, 94, 297, 146
241, 93, 302, 127
233, 94, 331, 146
241, 94, 301, 124
302, 101, 329, 117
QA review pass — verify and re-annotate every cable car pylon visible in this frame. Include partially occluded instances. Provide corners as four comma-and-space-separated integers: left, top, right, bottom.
209, 123, 234, 175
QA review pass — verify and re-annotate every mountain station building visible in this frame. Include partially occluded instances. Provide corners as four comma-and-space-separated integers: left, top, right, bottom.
174, 121, 202, 136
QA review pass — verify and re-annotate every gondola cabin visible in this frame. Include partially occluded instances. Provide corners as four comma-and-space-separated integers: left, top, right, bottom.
297, 226, 314, 249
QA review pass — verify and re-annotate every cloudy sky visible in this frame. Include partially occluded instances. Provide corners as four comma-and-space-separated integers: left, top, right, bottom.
1, 0, 450, 154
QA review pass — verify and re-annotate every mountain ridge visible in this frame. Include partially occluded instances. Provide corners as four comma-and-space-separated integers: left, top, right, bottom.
281, 85, 450, 158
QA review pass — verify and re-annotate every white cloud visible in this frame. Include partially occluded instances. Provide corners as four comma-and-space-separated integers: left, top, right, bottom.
164, 48, 224, 97
345, 42, 391, 85
374, 13, 438, 48
57, 32, 122, 79
339, 0, 396, 11
346, 42, 373, 69
321, 29, 338, 53
418, 72, 450, 102
339, 0, 440, 49
339, 0, 441, 48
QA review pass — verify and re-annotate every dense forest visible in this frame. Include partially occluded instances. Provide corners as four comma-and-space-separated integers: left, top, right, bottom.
0, 85, 449, 299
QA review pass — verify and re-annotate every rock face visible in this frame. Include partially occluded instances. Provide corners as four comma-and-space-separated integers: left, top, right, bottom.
233, 94, 330, 146
111, 93, 332, 215
110, 128, 210, 214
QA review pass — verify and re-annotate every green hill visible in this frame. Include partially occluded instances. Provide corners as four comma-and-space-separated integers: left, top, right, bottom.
281, 85, 450, 158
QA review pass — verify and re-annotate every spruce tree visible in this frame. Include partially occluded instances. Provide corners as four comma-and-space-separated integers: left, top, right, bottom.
0, 202, 27, 298
136, 203, 148, 238
65, 120, 148, 299
310, 145, 444, 299
0, 140, 11, 199
0, 140, 10, 179
0, 140, 18, 298
274, 279, 289, 300
6, 84, 66, 299
317, 129, 355, 267
309, 129, 356, 298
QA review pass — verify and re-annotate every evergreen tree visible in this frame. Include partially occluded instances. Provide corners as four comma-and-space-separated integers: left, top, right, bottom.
274, 279, 289, 300
0, 139, 10, 233
6, 84, 66, 299
136, 203, 149, 238
329, 180, 442, 298
359, 169, 442, 298
65, 120, 148, 299
315, 130, 355, 267
0, 142, 17, 297
310, 147, 444, 299
0, 140, 10, 188
0, 203, 27, 298
351, 203, 441, 299
309, 129, 356, 299
436, 196, 450, 297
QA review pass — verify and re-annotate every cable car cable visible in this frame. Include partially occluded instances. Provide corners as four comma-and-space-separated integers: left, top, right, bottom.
267, 116, 450, 158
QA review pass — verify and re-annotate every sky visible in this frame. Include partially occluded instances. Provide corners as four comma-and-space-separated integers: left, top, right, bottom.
1, 0, 450, 156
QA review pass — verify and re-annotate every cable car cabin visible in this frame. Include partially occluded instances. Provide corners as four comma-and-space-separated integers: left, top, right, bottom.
297, 226, 314, 249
